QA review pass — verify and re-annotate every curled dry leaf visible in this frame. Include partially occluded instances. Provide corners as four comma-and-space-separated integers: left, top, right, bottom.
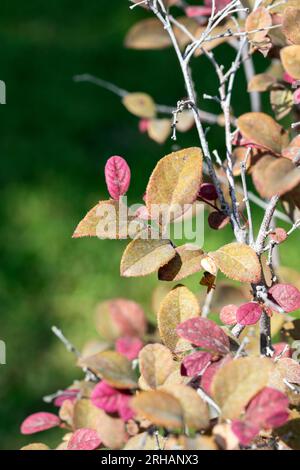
282, 7, 300, 45
138, 343, 174, 389
78, 351, 138, 389
281, 45, 300, 79
176, 317, 230, 355
104, 156, 131, 200
161, 384, 210, 430
122, 93, 156, 119
95, 298, 146, 341
131, 390, 184, 429
21, 412, 61, 435
158, 244, 204, 282
236, 302, 263, 326
181, 351, 212, 377
220, 304, 238, 325
158, 285, 200, 353
72, 199, 143, 240
67, 428, 101, 451
269, 283, 300, 312
120, 228, 176, 278
208, 242, 261, 284
245, 7, 272, 43
73, 399, 127, 450
211, 357, 274, 420
146, 147, 203, 222
237, 112, 289, 155
147, 118, 171, 144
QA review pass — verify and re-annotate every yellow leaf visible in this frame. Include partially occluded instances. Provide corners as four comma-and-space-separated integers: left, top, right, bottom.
158, 285, 200, 353
122, 92, 156, 119
282, 7, 300, 45
146, 147, 203, 222
211, 357, 274, 419
148, 118, 171, 144
21, 443, 50, 450
158, 244, 204, 281
209, 242, 261, 284
120, 228, 176, 278
139, 343, 174, 389
281, 45, 300, 79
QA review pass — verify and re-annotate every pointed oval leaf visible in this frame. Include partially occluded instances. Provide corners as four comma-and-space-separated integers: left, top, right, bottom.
220, 304, 238, 325
21, 412, 61, 435
120, 229, 176, 278
139, 343, 174, 389
282, 8, 300, 45
122, 92, 156, 119
79, 351, 138, 389
211, 357, 275, 419
176, 317, 230, 355
236, 302, 263, 326
105, 156, 131, 200
146, 147, 203, 222
281, 45, 300, 79
115, 336, 143, 360
209, 243, 261, 284
130, 390, 184, 429
269, 283, 300, 312
158, 244, 204, 281
158, 285, 200, 353
67, 428, 101, 451
147, 118, 171, 144
245, 7, 272, 43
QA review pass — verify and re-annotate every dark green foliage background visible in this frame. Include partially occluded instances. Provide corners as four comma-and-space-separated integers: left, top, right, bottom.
0, 0, 298, 449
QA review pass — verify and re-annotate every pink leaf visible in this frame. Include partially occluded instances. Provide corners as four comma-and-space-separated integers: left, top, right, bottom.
21, 412, 61, 435
91, 381, 119, 414
105, 156, 131, 200
232, 387, 289, 445
283, 72, 297, 84
272, 343, 291, 360
198, 183, 218, 201
201, 355, 232, 394
220, 304, 238, 325
54, 389, 79, 407
236, 302, 263, 325
231, 420, 260, 447
115, 336, 143, 360
118, 394, 134, 421
176, 317, 230, 355
269, 283, 300, 313
294, 88, 300, 105
269, 228, 287, 244
139, 119, 150, 133
181, 351, 212, 377
67, 428, 101, 451
185, 6, 212, 17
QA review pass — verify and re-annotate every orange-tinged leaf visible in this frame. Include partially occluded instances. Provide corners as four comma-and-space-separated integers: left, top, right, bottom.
247, 73, 276, 92
158, 285, 200, 353
139, 344, 174, 389
255, 157, 300, 198
122, 92, 156, 119
131, 390, 184, 429
158, 244, 204, 281
281, 45, 300, 79
120, 229, 176, 278
209, 243, 261, 283
211, 357, 274, 419
245, 7, 272, 43
146, 147, 203, 222
237, 112, 289, 154
161, 385, 209, 430
78, 351, 138, 389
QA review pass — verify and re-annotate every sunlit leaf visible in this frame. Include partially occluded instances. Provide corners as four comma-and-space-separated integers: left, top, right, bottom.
282, 7, 300, 45
269, 283, 300, 312
122, 92, 156, 119
245, 7, 272, 43
21, 412, 61, 435
281, 45, 300, 79
236, 302, 263, 326
158, 244, 204, 281
139, 343, 174, 389
67, 428, 101, 451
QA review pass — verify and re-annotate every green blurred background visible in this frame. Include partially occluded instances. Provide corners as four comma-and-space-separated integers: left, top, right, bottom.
0, 0, 299, 450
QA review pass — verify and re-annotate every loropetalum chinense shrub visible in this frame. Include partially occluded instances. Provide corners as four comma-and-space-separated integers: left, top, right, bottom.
20, 0, 300, 451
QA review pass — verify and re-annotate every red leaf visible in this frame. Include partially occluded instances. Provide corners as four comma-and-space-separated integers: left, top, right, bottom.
198, 183, 218, 201
67, 428, 101, 451
176, 317, 230, 355
91, 381, 134, 422
272, 343, 291, 360
232, 387, 289, 445
181, 351, 212, 377
115, 336, 143, 360
105, 156, 131, 200
201, 355, 232, 394
236, 302, 263, 325
269, 283, 300, 313
220, 304, 238, 325
21, 412, 61, 435
208, 211, 230, 230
